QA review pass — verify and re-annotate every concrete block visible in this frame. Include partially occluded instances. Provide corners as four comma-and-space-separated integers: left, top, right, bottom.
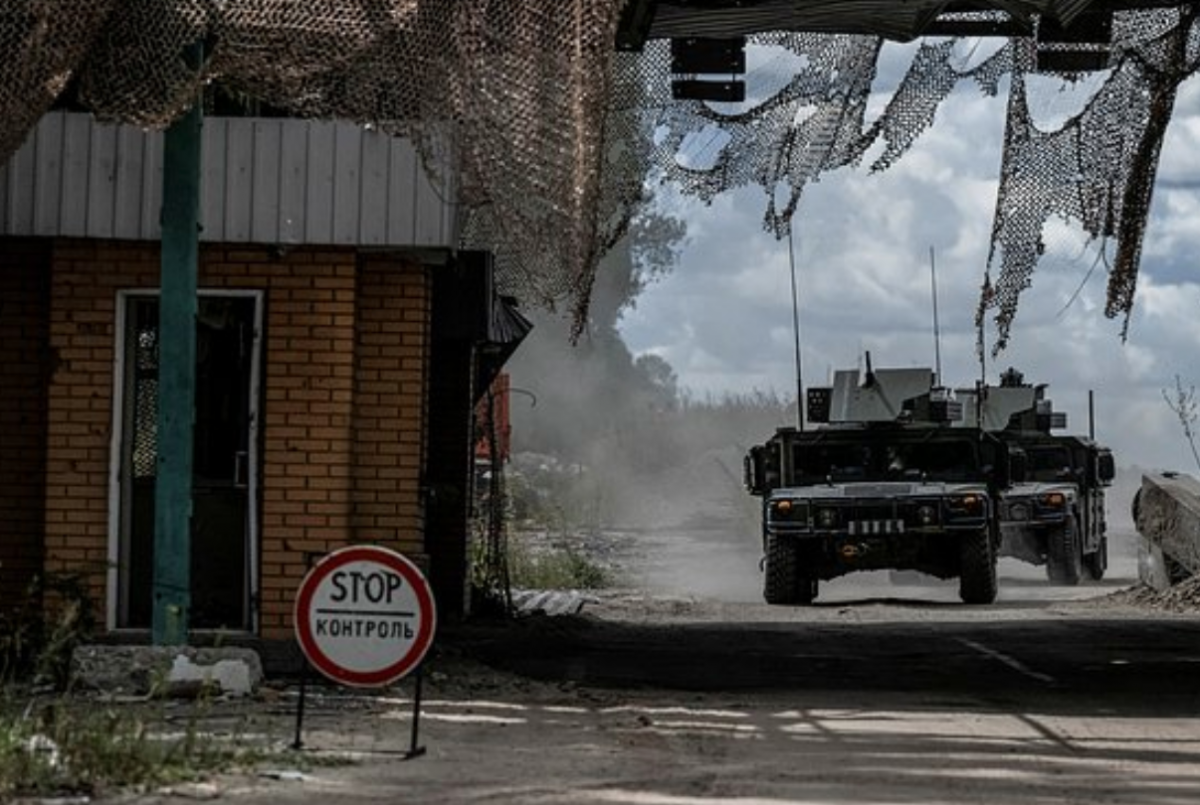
71, 645, 263, 697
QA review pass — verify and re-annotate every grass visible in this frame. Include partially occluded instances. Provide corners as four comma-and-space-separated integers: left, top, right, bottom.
0, 572, 276, 797
471, 477, 616, 599
507, 535, 612, 590
0, 694, 275, 799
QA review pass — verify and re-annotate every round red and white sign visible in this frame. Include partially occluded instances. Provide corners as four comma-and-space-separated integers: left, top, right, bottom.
294, 545, 436, 687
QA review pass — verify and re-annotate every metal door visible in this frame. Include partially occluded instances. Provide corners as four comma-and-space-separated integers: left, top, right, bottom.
113, 292, 260, 631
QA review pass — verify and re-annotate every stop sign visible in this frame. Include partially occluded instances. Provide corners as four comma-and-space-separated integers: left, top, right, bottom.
294, 545, 436, 687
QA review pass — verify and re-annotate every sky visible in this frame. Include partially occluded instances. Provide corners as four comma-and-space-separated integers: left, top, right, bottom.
618, 39, 1200, 474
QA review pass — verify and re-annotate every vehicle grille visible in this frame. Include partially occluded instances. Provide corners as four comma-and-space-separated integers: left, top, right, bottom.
843, 499, 929, 534
848, 519, 905, 535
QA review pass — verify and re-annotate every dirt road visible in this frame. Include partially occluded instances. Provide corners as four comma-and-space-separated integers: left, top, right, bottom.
123, 522, 1200, 805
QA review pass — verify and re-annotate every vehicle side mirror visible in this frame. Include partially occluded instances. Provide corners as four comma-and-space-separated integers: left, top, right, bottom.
745, 447, 765, 495
1096, 451, 1115, 484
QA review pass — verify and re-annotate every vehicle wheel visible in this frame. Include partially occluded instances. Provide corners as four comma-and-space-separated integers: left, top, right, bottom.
1083, 534, 1108, 581
1046, 515, 1083, 585
764, 534, 799, 604
959, 527, 997, 604
797, 575, 819, 605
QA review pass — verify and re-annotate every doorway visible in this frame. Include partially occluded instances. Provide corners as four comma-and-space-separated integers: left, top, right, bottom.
110, 291, 261, 631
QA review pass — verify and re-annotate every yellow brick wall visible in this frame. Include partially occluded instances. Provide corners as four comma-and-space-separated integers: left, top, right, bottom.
43, 241, 138, 611
40, 239, 430, 639
352, 257, 429, 553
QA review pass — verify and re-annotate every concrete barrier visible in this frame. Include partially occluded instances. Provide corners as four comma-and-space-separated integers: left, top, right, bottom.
1134, 472, 1200, 589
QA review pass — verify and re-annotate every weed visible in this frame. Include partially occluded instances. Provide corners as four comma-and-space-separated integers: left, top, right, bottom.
0, 571, 96, 689
507, 535, 611, 590
0, 695, 266, 798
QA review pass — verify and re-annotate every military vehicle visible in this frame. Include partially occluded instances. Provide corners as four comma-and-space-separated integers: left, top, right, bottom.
998, 431, 1113, 582
956, 368, 1114, 584
744, 365, 1021, 605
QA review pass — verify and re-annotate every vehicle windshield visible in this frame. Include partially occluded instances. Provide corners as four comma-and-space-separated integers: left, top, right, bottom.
792, 433, 982, 484
1025, 445, 1074, 482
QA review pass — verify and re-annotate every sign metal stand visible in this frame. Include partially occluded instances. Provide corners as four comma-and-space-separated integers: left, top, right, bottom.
404, 665, 427, 759
292, 659, 428, 757
292, 654, 310, 750
290, 546, 437, 756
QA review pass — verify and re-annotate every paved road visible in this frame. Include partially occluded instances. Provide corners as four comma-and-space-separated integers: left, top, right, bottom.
132, 517, 1200, 805
160, 578, 1200, 805
466, 608, 1200, 709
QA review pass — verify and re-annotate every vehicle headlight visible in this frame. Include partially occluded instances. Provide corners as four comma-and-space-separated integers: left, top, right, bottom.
1040, 492, 1066, 508
1008, 502, 1031, 521
770, 499, 807, 523
816, 508, 838, 528
947, 494, 985, 517
916, 505, 937, 526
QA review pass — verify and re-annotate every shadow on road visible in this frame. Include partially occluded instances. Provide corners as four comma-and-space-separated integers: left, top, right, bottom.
446, 609, 1200, 721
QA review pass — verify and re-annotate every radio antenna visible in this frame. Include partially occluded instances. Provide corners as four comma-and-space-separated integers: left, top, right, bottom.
788, 219, 805, 430
977, 310, 987, 429
929, 246, 943, 386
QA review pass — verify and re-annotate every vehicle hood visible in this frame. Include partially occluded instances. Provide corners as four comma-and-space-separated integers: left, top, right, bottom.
770, 481, 987, 501
1002, 481, 1077, 501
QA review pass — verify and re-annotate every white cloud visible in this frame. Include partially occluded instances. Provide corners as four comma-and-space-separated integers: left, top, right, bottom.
950, 37, 1007, 73
1024, 71, 1112, 132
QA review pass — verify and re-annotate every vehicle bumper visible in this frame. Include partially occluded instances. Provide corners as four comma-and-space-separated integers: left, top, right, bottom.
766, 525, 986, 579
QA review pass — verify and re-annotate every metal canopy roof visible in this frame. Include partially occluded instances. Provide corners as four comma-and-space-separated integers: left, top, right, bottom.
619, 0, 1187, 46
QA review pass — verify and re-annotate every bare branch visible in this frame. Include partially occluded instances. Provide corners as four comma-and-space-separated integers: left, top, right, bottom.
1162, 374, 1200, 473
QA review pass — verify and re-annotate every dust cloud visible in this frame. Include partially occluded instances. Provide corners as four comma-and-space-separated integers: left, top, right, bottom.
503, 211, 790, 601
504, 301, 789, 601
502, 220, 1144, 604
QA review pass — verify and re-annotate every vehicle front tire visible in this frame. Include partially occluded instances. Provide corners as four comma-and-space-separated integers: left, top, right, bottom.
1046, 516, 1083, 585
764, 533, 800, 604
1083, 534, 1108, 581
959, 528, 998, 604
764, 534, 819, 605
796, 575, 818, 605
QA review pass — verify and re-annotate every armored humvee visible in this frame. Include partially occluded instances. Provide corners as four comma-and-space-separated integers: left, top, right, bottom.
955, 369, 1114, 584
744, 366, 1020, 605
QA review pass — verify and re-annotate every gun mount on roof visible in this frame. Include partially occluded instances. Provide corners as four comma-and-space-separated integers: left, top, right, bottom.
804, 353, 960, 426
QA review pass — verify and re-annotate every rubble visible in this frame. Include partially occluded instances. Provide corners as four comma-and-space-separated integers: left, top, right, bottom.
1103, 576, 1200, 613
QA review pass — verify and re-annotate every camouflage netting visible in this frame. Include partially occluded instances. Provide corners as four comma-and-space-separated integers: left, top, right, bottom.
0, 2, 1198, 346
606, 6, 1200, 353
0, 0, 626, 329
981, 6, 1200, 350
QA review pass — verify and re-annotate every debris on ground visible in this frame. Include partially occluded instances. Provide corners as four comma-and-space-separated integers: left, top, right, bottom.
510, 589, 597, 617
1102, 575, 1200, 612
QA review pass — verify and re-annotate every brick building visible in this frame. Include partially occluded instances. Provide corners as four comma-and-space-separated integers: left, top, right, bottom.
0, 112, 527, 642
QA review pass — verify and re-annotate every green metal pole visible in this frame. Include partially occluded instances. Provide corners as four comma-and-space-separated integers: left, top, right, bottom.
153, 46, 203, 645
